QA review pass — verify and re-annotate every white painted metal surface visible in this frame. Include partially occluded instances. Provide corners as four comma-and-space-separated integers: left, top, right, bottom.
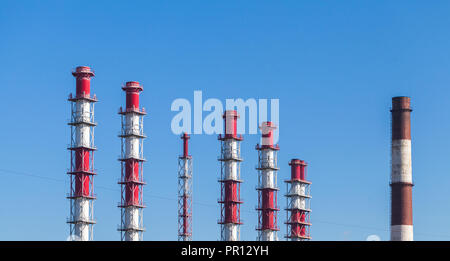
391, 139, 412, 184
75, 101, 91, 148
125, 207, 140, 241
290, 182, 307, 210
261, 150, 275, 189
74, 198, 89, 241
261, 230, 276, 241
224, 224, 238, 241
391, 225, 413, 241
224, 140, 238, 180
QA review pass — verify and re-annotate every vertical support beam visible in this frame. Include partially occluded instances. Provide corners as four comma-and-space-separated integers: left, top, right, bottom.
178, 133, 193, 241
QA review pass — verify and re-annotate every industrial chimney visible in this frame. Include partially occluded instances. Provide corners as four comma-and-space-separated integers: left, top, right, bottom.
256, 122, 280, 241
218, 110, 243, 241
67, 66, 97, 241
118, 81, 146, 241
390, 96, 413, 241
285, 159, 311, 241
178, 133, 193, 241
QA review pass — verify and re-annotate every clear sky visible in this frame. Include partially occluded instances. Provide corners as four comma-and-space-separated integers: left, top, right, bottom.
1, 0, 450, 241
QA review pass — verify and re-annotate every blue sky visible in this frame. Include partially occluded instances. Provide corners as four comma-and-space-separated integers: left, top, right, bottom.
1, 0, 450, 241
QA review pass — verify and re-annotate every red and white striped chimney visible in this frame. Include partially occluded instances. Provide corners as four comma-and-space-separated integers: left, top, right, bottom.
256, 122, 280, 241
390, 96, 413, 241
285, 159, 311, 241
118, 81, 146, 241
218, 110, 243, 241
68, 66, 97, 241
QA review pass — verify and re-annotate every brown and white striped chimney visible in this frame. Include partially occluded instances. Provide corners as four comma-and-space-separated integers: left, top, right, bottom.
390, 96, 413, 241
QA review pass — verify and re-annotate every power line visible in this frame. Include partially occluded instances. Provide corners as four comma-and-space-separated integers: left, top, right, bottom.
1, 168, 449, 239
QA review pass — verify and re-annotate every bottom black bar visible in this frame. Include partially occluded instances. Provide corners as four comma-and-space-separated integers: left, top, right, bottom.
0, 241, 447, 259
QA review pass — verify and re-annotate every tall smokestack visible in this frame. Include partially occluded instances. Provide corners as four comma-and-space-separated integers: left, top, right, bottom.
218, 110, 243, 241
390, 96, 413, 241
118, 81, 146, 241
256, 122, 280, 241
178, 133, 193, 241
67, 66, 97, 241
285, 159, 311, 241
